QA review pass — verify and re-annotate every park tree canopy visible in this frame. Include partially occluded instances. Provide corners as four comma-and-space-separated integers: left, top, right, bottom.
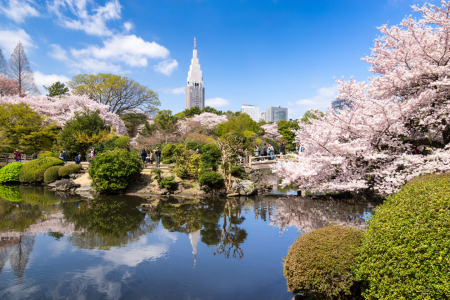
68, 73, 160, 115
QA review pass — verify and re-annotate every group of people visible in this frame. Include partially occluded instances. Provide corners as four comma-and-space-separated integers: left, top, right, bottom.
140, 147, 162, 166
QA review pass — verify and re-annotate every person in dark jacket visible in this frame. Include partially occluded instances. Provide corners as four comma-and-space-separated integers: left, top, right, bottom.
140, 149, 147, 164
155, 147, 161, 166
62, 149, 68, 163
260, 143, 267, 161
74, 154, 81, 164
32, 152, 38, 160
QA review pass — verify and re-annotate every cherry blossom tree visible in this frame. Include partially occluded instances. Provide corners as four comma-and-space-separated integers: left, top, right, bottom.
189, 112, 228, 129
272, 2, 450, 195
0, 74, 19, 97
261, 123, 282, 140
0, 95, 127, 135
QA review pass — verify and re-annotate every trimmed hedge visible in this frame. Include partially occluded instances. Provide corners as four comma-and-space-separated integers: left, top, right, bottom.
38, 151, 56, 158
357, 174, 450, 299
198, 171, 224, 190
19, 157, 64, 182
88, 149, 143, 192
44, 166, 62, 183
58, 164, 82, 177
114, 136, 130, 148
0, 162, 23, 183
284, 225, 364, 299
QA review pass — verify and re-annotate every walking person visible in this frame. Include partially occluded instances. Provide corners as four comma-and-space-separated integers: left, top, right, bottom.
32, 151, 38, 160
148, 148, 154, 165
261, 143, 267, 161
140, 149, 147, 166
155, 147, 161, 167
13, 150, 21, 162
280, 142, 285, 160
268, 144, 274, 161
62, 148, 68, 164
59, 150, 64, 161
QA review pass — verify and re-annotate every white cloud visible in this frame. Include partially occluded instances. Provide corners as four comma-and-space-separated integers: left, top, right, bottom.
48, 44, 70, 61
205, 97, 230, 107
0, 0, 40, 23
0, 27, 35, 55
48, 0, 122, 36
287, 101, 294, 106
295, 85, 338, 111
164, 87, 185, 94
71, 35, 169, 67
154, 59, 178, 76
34, 71, 70, 93
123, 21, 133, 32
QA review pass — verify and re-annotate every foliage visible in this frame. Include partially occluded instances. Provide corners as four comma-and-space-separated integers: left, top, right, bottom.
0, 73, 19, 97
273, 2, 450, 194
88, 149, 143, 192
0, 94, 127, 135
68, 73, 160, 115
8, 41, 39, 95
150, 168, 163, 181
19, 157, 64, 182
200, 144, 222, 172
154, 109, 178, 132
158, 176, 176, 190
173, 151, 201, 179
44, 166, 62, 183
198, 171, 224, 190
174, 106, 225, 119
0, 103, 59, 153
262, 137, 279, 154
231, 165, 248, 179
113, 136, 130, 148
38, 151, 56, 158
284, 225, 364, 299
300, 109, 325, 125
161, 143, 184, 160
43, 81, 69, 97
216, 113, 263, 137
73, 128, 118, 148
357, 174, 450, 299
120, 112, 148, 137
162, 158, 175, 164
0, 162, 23, 183
0, 185, 21, 202
277, 120, 300, 151
58, 109, 110, 157
58, 164, 82, 177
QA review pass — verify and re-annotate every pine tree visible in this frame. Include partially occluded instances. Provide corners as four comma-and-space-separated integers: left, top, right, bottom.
8, 42, 39, 96
0, 48, 7, 75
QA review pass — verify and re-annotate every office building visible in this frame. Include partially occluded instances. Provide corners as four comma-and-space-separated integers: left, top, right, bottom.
260, 112, 266, 121
265, 106, 288, 123
241, 104, 259, 122
185, 37, 205, 110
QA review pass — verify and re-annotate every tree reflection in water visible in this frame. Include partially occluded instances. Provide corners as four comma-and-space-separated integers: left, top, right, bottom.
61, 197, 159, 250
149, 198, 247, 259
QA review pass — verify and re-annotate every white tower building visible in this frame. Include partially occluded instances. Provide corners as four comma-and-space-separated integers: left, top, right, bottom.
185, 37, 205, 110
241, 103, 259, 122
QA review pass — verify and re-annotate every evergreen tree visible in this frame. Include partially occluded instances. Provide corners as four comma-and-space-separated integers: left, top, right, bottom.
43, 81, 69, 97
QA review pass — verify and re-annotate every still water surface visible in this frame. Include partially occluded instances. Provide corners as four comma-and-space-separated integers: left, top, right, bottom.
0, 185, 376, 300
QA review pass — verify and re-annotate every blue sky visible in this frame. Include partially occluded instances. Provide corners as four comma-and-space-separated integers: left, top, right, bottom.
0, 0, 440, 119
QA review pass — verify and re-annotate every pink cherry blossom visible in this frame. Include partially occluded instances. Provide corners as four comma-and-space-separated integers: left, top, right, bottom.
261, 123, 282, 140
0, 94, 127, 135
0, 74, 19, 97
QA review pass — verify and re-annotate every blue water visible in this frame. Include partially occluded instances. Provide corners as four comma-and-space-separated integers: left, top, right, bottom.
0, 187, 376, 300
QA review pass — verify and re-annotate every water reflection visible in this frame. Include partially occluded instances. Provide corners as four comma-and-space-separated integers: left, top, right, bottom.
0, 185, 377, 300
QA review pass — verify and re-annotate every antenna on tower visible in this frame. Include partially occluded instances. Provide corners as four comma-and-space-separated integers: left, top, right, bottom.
194, 37, 196, 49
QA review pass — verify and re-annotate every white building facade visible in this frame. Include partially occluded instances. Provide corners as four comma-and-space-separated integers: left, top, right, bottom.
185, 38, 205, 110
265, 106, 288, 123
241, 104, 259, 122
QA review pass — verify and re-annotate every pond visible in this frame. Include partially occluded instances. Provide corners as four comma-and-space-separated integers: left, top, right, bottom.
0, 185, 377, 300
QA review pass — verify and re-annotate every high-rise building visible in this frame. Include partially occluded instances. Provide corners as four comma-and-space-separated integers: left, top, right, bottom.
265, 106, 288, 123
185, 37, 205, 110
331, 98, 352, 113
241, 103, 259, 122
260, 112, 266, 121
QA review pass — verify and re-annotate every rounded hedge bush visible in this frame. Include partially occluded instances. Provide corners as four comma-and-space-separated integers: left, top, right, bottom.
284, 225, 364, 299
198, 171, 224, 190
357, 174, 450, 300
0, 162, 23, 183
114, 136, 130, 148
44, 166, 62, 183
19, 157, 64, 182
38, 151, 56, 158
58, 164, 82, 177
88, 149, 143, 192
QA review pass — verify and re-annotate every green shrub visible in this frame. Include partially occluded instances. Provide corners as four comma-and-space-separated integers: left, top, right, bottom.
357, 174, 450, 300
200, 144, 221, 172
114, 136, 130, 148
231, 165, 248, 179
38, 151, 56, 158
158, 176, 176, 190
284, 225, 364, 299
58, 164, 82, 177
44, 166, 62, 183
162, 157, 176, 164
88, 149, 143, 192
19, 157, 64, 182
0, 185, 22, 202
151, 169, 163, 181
173, 151, 201, 179
0, 162, 23, 183
198, 171, 224, 190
